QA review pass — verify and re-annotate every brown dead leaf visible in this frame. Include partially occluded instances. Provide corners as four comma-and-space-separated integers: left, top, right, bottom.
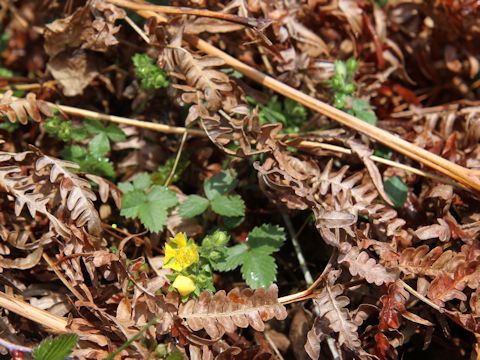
0, 247, 43, 270
47, 50, 99, 97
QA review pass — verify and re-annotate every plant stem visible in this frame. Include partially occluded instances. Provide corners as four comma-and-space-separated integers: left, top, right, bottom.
399, 279, 443, 312
165, 130, 188, 186
281, 211, 313, 285
0, 337, 33, 354
105, 317, 158, 360
42, 253, 86, 302
107, 0, 266, 28
0, 291, 68, 333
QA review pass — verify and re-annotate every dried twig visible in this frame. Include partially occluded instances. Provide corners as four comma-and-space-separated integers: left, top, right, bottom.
0, 291, 68, 333
107, 0, 267, 28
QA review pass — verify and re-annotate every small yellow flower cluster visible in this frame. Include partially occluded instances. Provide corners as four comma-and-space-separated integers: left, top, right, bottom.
164, 232, 199, 296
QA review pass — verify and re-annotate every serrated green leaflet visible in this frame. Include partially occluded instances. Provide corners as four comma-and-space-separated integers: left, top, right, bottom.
84, 119, 126, 142
210, 194, 245, 217
179, 195, 210, 218
214, 223, 286, 288
241, 250, 277, 288
216, 243, 248, 271
248, 224, 286, 253
32, 334, 78, 360
89, 133, 110, 157
132, 172, 152, 189
120, 186, 178, 233
203, 170, 237, 200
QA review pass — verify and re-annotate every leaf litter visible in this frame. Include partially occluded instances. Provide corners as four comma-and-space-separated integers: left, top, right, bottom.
0, 0, 478, 359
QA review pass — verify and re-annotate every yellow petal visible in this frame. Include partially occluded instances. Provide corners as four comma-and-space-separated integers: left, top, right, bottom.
163, 243, 175, 264
172, 232, 187, 247
172, 275, 196, 296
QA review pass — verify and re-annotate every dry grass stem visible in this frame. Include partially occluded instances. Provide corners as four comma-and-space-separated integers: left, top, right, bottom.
0, 291, 68, 333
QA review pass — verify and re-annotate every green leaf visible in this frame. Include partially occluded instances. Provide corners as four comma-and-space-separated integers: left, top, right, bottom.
203, 171, 237, 199
0, 67, 13, 77
179, 195, 210, 218
147, 186, 178, 208
384, 176, 408, 208
62, 145, 87, 160
133, 173, 152, 190
89, 133, 110, 157
352, 98, 377, 125
32, 334, 78, 360
118, 182, 134, 193
210, 194, 245, 217
80, 155, 115, 178
241, 250, 277, 289
248, 224, 286, 254
216, 243, 248, 271
120, 186, 177, 233
132, 53, 169, 90
151, 154, 190, 186
104, 124, 127, 141
120, 190, 147, 218
373, 146, 393, 160
223, 215, 245, 229
84, 119, 126, 141
83, 119, 105, 134
70, 127, 89, 141
137, 201, 168, 233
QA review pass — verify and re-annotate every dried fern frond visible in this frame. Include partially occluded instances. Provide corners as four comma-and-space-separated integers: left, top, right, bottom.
0, 160, 71, 238
165, 44, 232, 112
36, 155, 101, 236
162, 31, 257, 155
339, 246, 399, 286
0, 91, 53, 124
305, 317, 331, 360
179, 285, 287, 339
312, 284, 363, 353
0, 149, 102, 238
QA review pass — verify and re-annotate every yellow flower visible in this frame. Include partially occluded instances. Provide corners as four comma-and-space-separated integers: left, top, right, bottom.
163, 233, 199, 271
172, 275, 196, 296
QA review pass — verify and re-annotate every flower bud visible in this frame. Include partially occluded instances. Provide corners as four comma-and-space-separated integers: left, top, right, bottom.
172, 275, 196, 297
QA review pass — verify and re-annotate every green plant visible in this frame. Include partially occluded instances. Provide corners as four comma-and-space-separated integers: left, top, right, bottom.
32, 334, 78, 360
248, 95, 308, 133
164, 225, 286, 298
119, 172, 178, 233
216, 224, 286, 288
44, 117, 125, 178
0, 67, 13, 77
163, 231, 218, 298
330, 58, 378, 125
179, 170, 245, 226
132, 53, 169, 90
151, 153, 190, 185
